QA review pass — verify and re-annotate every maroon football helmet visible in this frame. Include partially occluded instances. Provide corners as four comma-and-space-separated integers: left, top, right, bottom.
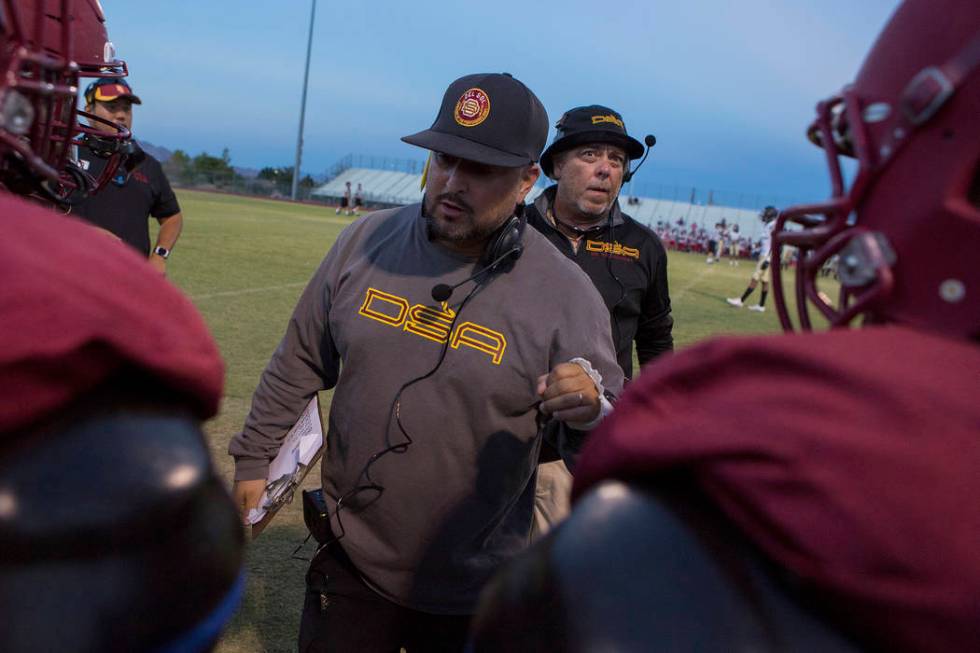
772, 0, 980, 339
0, 0, 130, 201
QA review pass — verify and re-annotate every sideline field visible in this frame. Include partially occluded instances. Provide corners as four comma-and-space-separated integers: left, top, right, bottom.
163, 189, 807, 652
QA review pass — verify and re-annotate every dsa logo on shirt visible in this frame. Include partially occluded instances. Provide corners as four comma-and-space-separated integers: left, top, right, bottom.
358, 287, 508, 365
586, 239, 640, 260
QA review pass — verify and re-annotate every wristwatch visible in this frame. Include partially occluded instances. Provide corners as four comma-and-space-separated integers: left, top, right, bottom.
153, 246, 171, 259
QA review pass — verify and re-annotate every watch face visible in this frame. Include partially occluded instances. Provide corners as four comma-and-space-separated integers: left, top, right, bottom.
154, 247, 170, 258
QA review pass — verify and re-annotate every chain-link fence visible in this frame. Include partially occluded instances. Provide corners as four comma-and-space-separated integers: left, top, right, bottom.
171, 174, 326, 202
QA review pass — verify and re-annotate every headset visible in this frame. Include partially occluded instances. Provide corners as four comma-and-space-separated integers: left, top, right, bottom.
431, 210, 525, 302
623, 134, 657, 184
483, 213, 525, 268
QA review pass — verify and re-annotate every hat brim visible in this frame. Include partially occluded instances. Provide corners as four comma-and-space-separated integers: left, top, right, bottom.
92, 90, 142, 105
401, 129, 532, 168
540, 131, 645, 178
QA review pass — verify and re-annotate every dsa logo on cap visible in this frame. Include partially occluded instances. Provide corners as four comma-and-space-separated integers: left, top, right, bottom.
591, 114, 624, 128
454, 88, 491, 127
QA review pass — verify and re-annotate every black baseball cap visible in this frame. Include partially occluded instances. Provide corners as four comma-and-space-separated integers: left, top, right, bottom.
84, 77, 142, 105
402, 73, 548, 168
540, 105, 644, 178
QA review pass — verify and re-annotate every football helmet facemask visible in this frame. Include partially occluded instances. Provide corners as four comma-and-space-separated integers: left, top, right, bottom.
0, 0, 131, 202
772, 0, 980, 338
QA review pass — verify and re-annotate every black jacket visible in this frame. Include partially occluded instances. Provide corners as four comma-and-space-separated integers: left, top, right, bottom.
527, 186, 673, 379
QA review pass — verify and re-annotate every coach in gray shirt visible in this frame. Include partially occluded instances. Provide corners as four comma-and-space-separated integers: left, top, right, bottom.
229, 72, 623, 653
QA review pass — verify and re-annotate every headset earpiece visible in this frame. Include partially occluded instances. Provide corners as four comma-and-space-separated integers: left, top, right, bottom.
481, 209, 525, 270
433, 207, 526, 303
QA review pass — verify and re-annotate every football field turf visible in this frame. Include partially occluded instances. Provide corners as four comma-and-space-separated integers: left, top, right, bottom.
163, 189, 813, 652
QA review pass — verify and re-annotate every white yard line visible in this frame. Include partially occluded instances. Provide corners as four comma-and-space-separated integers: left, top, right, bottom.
672, 264, 714, 301
190, 282, 308, 300
192, 261, 715, 302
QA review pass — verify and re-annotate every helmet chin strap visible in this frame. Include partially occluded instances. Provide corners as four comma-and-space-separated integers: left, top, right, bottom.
46, 163, 93, 207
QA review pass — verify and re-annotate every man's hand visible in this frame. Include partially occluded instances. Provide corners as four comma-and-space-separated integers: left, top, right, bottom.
232, 479, 267, 525
148, 253, 167, 275
537, 362, 600, 425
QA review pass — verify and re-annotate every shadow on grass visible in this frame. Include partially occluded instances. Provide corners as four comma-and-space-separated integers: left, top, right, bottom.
683, 288, 734, 303
219, 521, 315, 653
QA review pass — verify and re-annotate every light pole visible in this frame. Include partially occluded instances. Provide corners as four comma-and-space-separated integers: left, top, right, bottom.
291, 0, 317, 200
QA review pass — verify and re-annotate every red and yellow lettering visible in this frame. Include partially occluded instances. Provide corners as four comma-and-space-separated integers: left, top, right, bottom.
586, 240, 606, 254
358, 288, 409, 327
585, 239, 640, 260
405, 303, 455, 344
358, 288, 508, 366
451, 322, 507, 365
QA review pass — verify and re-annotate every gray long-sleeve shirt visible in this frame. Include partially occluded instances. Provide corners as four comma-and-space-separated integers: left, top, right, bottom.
230, 203, 623, 613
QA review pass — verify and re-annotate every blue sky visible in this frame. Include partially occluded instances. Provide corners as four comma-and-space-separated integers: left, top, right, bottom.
102, 0, 900, 206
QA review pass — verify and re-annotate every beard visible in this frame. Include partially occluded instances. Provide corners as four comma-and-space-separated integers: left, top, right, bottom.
422, 192, 505, 247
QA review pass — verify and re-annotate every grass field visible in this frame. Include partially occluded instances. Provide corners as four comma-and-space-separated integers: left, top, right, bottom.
162, 189, 802, 652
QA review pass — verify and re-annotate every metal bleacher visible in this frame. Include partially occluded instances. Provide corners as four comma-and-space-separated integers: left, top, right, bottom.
614, 198, 763, 234
312, 168, 423, 206
313, 166, 770, 238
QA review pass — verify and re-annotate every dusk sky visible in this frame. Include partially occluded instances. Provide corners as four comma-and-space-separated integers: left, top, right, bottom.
102, 0, 900, 206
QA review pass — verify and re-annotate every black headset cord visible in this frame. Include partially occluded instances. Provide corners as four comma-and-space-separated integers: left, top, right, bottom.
315, 283, 481, 555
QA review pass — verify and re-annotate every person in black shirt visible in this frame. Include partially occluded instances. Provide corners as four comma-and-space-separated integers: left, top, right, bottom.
530, 105, 673, 380
73, 78, 183, 275
527, 105, 673, 537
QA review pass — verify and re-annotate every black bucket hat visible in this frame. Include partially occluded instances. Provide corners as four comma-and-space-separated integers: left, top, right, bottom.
540, 105, 644, 178
402, 73, 548, 167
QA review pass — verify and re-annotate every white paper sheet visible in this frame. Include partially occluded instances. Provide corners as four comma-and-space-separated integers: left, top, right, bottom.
246, 396, 323, 525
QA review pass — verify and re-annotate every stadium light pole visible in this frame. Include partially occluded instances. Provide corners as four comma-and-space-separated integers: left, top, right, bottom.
291, 0, 317, 201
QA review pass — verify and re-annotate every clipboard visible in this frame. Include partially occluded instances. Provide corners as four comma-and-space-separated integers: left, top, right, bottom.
248, 394, 325, 539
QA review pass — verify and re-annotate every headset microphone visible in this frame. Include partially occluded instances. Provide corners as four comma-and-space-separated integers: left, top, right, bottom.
430, 283, 456, 303
431, 245, 523, 302
623, 134, 656, 183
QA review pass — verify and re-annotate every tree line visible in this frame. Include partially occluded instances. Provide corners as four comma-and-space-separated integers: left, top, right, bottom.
162, 147, 316, 195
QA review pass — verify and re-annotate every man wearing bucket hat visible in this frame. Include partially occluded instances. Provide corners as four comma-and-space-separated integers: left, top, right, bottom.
229, 73, 623, 651
73, 77, 184, 276
531, 106, 673, 378
526, 106, 673, 537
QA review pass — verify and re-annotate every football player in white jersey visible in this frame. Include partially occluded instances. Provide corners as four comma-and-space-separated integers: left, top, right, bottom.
727, 206, 778, 312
